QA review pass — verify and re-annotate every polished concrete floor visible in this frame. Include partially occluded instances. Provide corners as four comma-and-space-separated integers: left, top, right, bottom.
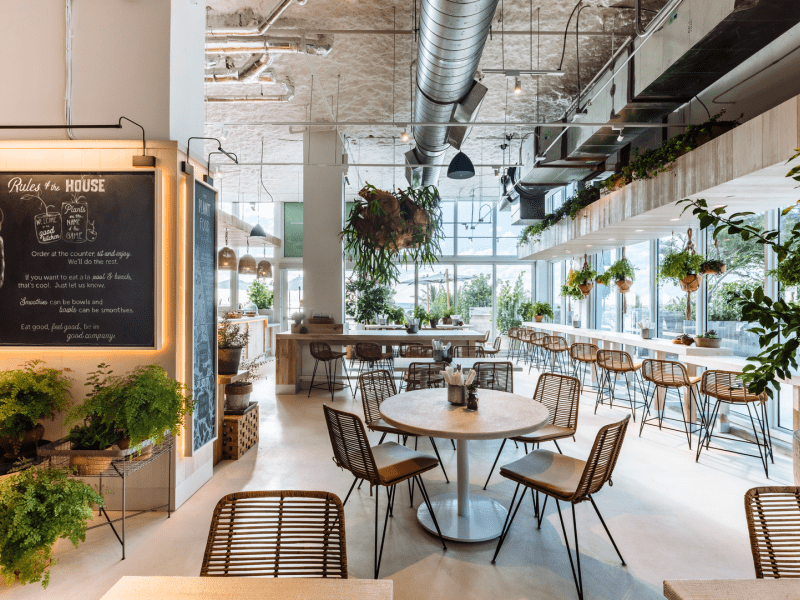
9, 361, 792, 599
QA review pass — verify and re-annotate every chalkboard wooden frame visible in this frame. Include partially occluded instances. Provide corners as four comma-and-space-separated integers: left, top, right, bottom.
186, 177, 218, 456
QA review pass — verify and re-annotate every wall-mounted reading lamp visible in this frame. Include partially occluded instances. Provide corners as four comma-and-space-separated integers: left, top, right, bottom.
205, 150, 238, 185
183, 137, 238, 178
0, 116, 155, 167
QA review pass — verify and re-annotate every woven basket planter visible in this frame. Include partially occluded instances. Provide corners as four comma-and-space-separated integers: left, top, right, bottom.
695, 337, 722, 348
578, 282, 593, 296
39, 438, 155, 476
615, 279, 633, 293
679, 274, 703, 292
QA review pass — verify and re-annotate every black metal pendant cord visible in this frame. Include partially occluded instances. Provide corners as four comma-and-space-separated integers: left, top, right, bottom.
0, 117, 154, 166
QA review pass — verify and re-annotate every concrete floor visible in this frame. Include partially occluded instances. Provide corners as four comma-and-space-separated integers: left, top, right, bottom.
8, 362, 791, 600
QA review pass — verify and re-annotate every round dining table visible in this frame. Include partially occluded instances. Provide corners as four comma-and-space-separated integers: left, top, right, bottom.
380, 388, 549, 543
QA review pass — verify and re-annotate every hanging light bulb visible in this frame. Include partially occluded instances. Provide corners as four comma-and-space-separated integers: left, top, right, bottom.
493, 167, 500, 178
218, 228, 236, 271
401, 129, 409, 142
238, 239, 257, 275
514, 77, 522, 95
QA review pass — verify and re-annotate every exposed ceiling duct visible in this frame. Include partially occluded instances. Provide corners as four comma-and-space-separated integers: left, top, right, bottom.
206, 0, 308, 37
408, 0, 499, 187
204, 35, 333, 57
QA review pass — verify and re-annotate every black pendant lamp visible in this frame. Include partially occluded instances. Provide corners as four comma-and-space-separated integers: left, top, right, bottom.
447, 151, 475, 179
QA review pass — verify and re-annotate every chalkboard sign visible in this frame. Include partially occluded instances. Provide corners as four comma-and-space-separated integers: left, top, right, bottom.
192, 179, 217, 452
0, 172, 155, 346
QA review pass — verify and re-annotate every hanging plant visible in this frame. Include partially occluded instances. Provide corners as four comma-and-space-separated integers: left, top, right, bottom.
560, 282, 584, 303
573, 255, 597, 296
700, 239, 727, 274
658, 229, 705, 319
597, 257, 636, 288
341, 184, 444, 286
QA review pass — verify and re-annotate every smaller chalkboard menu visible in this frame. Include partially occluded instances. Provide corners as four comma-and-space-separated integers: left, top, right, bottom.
0, 172, 156, 346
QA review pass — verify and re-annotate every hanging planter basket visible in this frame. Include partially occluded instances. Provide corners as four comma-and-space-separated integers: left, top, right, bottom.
700, 263, 726, 275
578, 282, 593, 296
679, 274, 703, 293
615, 279, 633, 293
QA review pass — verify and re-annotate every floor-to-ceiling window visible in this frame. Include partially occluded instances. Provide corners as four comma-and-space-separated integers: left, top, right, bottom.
623, 242, 652, 335
456, 265, 492, 331
496, 264, 532, 334
552, 262, 563, 324
596, 250, 618, 332
657, 233, 695, 338
457, 200, 493, 257
777, 206, 800, 429
418, 263, 456, 317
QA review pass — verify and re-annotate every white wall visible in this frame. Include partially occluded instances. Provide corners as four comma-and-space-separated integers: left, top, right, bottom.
0, 0, 204, 144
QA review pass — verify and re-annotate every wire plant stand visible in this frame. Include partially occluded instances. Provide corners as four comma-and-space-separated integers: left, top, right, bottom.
38, 435, 173, 559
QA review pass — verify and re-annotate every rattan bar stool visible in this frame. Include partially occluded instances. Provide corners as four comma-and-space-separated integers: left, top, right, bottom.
542, 335, 571, 374
492, 416, 631, 600
351, 342, 394, 396
359, 370, 449, 483
515, 329, 533, 365
594, 349, 646, 422
570, 343, 598, 391
309, 342, 351, 402
484, 336, 502, 356
452, 345, 486, 358
200, 490, 347, 578
506, 327, 521, 360
527, 331, 547, 374
484, 372, 580, 489
638, 359, 701, 449
744, 486, 800, 578
695, 371, 773, 477
322, 405, 447, 579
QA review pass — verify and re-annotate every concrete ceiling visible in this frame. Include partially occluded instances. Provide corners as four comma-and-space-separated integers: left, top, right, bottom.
204, 0, 669, 205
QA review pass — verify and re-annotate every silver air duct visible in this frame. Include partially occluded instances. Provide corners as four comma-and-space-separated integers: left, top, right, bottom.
410, 0, 499, 186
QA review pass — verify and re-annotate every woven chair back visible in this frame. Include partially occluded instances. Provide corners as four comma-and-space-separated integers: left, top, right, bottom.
573, 415, 630, 501
453, 345, 486, 358
355, 342, 383, 362
473, 362, 514, 393
701, 370, 766, 404
596, 349, 635, 372
543, 335, 570, 353
508, 327, 519, 340
570, 343, 598, 363
406, 345, 432, 358
518, 330, 533, 344
322, 404, 379, 485
200, 490, 347, 579
744, 486, 800, 579
359, 370, 396, 425
400, 343, 424, 357
310, 342, 335, 361
534, 372, 580, 430
531, 331, 546, 346
492, 336, 502, 352
406, 362, 447, 391
483, 330, 491, 343
641, 359, 690, 387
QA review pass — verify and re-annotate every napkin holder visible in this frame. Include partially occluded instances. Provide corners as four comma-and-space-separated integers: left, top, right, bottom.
433, 349, 451, 362
447, 384, 466, 406
641, 328, 651, 340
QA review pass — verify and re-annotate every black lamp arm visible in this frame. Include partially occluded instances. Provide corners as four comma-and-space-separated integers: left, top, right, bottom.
118, 116, 147, 156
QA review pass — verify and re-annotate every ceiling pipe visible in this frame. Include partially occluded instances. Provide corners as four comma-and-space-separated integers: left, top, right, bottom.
207, 0, 309, 37
411, 0, 500, 186
205, 35, 333, 57
205, 54, 277, 83
207, 81, 296, 103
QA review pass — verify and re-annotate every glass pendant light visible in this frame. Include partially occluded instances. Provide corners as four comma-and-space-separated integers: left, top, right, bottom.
218, 228, 236, 271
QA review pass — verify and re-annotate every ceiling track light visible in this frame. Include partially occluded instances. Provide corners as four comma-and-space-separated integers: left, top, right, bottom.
613, 126, 625, 143
514, 77, 522, 95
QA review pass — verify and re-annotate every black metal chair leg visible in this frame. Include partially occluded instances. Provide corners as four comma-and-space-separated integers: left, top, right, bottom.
308, 359, 319, 397
553, 439, 563, 454
428, 438, 449, 483
450, 439, 456, 450
589, 496, 626, 565
555, 499, 583, 600
416, 476, 447, 551
374, 484, 395, 579
343, 476, 359, 506
491, 483, 523, 564
537, 494, 548, 529
483, 438, 507, 490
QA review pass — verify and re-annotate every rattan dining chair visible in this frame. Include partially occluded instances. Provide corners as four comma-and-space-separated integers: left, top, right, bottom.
200, 490, 347, 578
308, 342, 351, 402
639, 359, 701, 449
399, 342, 425, 357
492, 416, 631, 600
351, 342, 394, 396
473, 361, 514, 393
483, 372, 580, 489
696, 370, 773, 477
595, 349, 646, 422
452, 345, 486, 358
570, 343, 598, 391
406, 362, 447, 391
484, 336, 502, 356
515, 329, 533, 365
744, 486, 800, 578
542, 335, 571, 374
359, 370, 449, 483
322, 404, 447, 579
405, 345, 432, 358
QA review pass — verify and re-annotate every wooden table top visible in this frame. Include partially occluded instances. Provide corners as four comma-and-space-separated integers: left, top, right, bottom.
392, 357, 521, 372
664, 578, 800, 599
380, 388, 549, 441
101, 576, 393, 600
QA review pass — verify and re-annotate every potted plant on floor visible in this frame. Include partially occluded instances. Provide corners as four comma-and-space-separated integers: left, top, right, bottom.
246, 280, 273, 316
531, 302, 554, 323
225, 356, 268, 412
428, 310, 441, 329
0, 361, 71, 458
218, 318, 249, 375
0, 465, 103, 588
695, 330, 722, 348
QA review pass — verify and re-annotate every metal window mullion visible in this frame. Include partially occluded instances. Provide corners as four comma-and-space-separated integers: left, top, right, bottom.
697, 226, 708, 334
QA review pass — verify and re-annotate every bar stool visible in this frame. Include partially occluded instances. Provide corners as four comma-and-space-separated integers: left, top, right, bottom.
506, 327, 520, 360
639, 359, 701, 449
595, 349, 646, 421
695, 370, 773, 477
516, 329, 533, 365
351, 342, 393, 396
542, 335, 571, 374
527, 331, 547, 374
570, 343, 599, 392
308, 342, 351, 402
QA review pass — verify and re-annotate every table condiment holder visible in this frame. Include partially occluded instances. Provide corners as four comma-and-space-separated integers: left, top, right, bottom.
447, 384, 466, 406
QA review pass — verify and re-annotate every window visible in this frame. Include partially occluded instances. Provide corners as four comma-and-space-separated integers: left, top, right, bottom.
622, 242, 652, 335
282, 268, 304, 326
440, 201, 456, 256
284, 202, 303, 257
496, 264, 532, 334
496, 206, 524, 256
457, 201, 493, 256
552, 262, 563, 324
657, 234, 695, 338
596, 251, 618, 332
777, 207, 799, 429
456, 265, 492, 328
418, 263, 455, 317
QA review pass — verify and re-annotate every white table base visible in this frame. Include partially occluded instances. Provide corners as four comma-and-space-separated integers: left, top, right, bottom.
417, 439, 507, 542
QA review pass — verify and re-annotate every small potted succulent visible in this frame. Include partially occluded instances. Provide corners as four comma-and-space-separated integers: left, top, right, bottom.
428, 310, 441, 329
466, 382, 479, 411
218, 318, 249, 375
225, 356, 268, 411
442, 307, 454, 325
695, 330, 722, 348
531, 302, 554, 323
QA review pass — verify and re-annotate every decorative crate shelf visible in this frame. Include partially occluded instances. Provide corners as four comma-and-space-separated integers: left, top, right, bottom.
223, 402, 259, 460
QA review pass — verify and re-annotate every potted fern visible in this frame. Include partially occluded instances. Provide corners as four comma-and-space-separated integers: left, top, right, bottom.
428, 309, 441, 329
531, 302, 553, 322
218, 318, 249, 375
598, 256, 636, 293
225, 356, 267, 411
573, 255, 597, 296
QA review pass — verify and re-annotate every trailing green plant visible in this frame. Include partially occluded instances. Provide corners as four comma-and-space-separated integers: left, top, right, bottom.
345, 276, 394, 324
518, 301, 534, 321
677, 148, 800, 399
700, 259, 726, 274
67, 417, 119, 451
0, 361, 71, 442
518, 112, 739, 247
658, 250, 705, 283
573, 263, 597, 285
0, 465, 103, 588
218, 318, 249, 349
560, 283, 583, 303
531, 301, 554, 320
341, 184, 444, 286
68, 364, 194, 447
246, 280, 273, 309
598, 257, 636, 285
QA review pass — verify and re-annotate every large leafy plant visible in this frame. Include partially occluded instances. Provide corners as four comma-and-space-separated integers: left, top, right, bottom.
0, 361, 71, 441
246, 281, 273, 309
598, 257, 636, 285
345, 277, 393, 324
68, 364, 193, 446
341, 184, 444, 285
560, 283, 583, 303
0, 466, 102, 588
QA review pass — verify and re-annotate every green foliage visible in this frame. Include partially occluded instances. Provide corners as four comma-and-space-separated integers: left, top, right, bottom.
572, 263, 597, 285
345, 277, 394, 324
412, 305, 429, 324
664, 295, 696, 320
598, 257, 635, 285
677, 148, 800, 399
518, 301, 534, 321
0, 361, 71, 441
497, 273, 528, 334
68, 364, 194, 447
218, 318, 249, 349
697, 330, 719, 339
709, 280, 760, 321
700, 259, 726, 274
560, 283, 583, 303
532, 301, 554, 320
519, 112, 738, 247
387, 306, 407, 324
658, 250, 705, 283
0, 466, 103, 588
428, 309, 441, 321
443, 307, 455, 318
456, 274, 492, 323
67, 418, 119, 450
341, 184, 444, 285
246, 281, 273, 309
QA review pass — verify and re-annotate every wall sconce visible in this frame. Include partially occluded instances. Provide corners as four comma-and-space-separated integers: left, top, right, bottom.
183, 137, 238, 177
